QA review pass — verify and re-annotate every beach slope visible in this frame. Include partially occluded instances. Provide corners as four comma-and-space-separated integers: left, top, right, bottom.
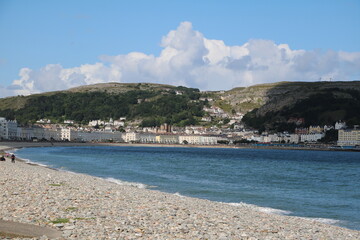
0, 144, 359, 239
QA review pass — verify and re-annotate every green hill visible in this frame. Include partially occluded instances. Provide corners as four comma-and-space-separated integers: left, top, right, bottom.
0, 83, 203, 127
238, 81, 360, 132
1, 81, 360, 131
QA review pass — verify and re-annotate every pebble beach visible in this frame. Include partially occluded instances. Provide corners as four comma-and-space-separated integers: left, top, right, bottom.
1, 143, 360, 239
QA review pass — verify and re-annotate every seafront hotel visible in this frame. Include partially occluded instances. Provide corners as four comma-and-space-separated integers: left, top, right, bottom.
337, 129, 360, 146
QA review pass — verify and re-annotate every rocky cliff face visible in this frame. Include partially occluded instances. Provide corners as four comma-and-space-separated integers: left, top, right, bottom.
216, 81, 360, 116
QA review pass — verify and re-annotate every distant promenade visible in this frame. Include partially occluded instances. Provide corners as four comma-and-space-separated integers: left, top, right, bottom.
1, 140, 359, 153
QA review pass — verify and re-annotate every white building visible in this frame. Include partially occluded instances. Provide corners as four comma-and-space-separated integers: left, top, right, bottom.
104, 125, 114, 132
88, 120, 105, 127
228, 120, 236, 125
269, 134, 280, 142
250, 135, 261, 142
15, 126, 61, 141
61, 128, 78, 141
309, 125, 323, 134
142, 127, 158, 133
139, 133, 157, 143
200, 135, 219, 145
185, 126, 206, 135
232, 113, 244, 121
289, 134, 300, 144
124, 132, 140, 143
179, 135, 201, 144
7, 120, 18, 140
113, 120, 125, 127
337, 129, 360, 146
201, 117, 212, 122
88, 120, 98, 127
0, 117, 18, 140
64, 120, 74, 124
33, 127, 46, 140
300, 133, 325, 143
259, 133, 300, 144
44, 128, 61, 141
36, 119, 51, 124
258, 134, 281, 143
323, 125, 334, 132
0, 117, 8, 139
17, 127, 34, 140
77, 131, 123, 142
335, 121, 347, 130
155, 134, 179, 144
261, 135, 271, 143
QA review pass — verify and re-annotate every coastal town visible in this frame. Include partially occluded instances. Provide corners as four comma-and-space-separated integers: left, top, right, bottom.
1, 116, 359, 148
2, 1, 360, 239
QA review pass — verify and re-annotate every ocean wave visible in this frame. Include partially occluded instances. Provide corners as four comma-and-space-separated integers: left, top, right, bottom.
21, 158, 50, 168
5, 148, 18, 153
256, 206, 292, 215
11, 152, 155, 190
173, 192, 185, 197
227, 202, 292, 215
301, 217, 342, 225
105, 177, 153, 189
57, 168, 83, 175
227, 202, 342, 226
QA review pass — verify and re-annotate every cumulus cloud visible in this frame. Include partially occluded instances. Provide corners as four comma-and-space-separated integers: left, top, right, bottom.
5, 21, 360, 97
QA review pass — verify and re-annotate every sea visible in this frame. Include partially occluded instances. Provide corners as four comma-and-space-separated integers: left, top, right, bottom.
14, 146, 360, 230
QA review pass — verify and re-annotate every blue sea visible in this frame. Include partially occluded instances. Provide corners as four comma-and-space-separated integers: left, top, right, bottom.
14, 146, 360, 230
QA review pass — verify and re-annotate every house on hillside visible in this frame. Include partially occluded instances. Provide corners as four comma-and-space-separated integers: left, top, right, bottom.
335, 121, 347, 130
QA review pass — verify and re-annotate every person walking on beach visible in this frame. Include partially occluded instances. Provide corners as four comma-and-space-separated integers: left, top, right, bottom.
11, 154, 15, 163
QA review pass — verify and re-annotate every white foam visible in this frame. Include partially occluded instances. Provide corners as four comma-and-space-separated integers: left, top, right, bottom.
5, 148, 18, 154
256, 206, 292, 215
57, 168, 79, 175
227, 202, 292, 215
11, 153, 153, 190
228, 202, 252, 208
227, 202, 342, 226
105, 177, 150, 189
301, 217, 342, 225
21, 158, 50, 168
174, 192, 185, 197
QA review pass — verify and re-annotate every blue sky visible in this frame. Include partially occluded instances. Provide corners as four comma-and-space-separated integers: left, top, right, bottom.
0, 0, 359, 96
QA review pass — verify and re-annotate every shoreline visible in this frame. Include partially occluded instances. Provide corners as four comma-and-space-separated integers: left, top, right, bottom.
1, 143, 360, 239
1, 140, 359, 153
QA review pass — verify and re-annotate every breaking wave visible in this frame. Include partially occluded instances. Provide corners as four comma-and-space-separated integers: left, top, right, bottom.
105, 177, 153, 189
227, 202, 292, 215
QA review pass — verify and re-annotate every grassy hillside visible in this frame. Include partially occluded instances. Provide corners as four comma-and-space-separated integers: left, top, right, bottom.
0, 83, 176, 111
0, 83, 203, 126
67, 82, 176, 94
1, 81, 360, 130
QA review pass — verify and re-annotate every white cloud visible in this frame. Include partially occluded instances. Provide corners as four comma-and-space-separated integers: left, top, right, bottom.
5, 21, 360, 97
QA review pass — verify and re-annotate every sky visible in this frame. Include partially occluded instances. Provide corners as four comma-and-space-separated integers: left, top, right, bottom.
0, 0, 359, 97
